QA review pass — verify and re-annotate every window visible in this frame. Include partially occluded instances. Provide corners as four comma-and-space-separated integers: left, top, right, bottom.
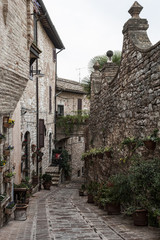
34, 14, 38, 44
49, 133, 52, 163
77, 170, 80, 177
57, 105, 64, 116
77, 99, 82, 113
49, 86, 52, 113
39, 119, 45, 148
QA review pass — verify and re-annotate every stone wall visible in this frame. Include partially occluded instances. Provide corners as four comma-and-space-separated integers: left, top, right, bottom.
0, 0, 29, 114
56, 78, 90, 180
15, 11, 57, 182
86, 2, 160, 182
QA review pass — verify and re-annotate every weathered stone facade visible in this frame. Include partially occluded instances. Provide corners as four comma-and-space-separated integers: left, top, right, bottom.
56, 78, 90, 180
12, 0, 64, 184
0, 0, 64, 227
86, 2, 160, 182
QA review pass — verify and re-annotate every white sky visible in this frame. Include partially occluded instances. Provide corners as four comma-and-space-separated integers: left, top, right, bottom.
43, 0, 160, 82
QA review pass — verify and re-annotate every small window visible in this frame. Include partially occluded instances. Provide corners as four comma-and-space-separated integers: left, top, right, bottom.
39, 119, 45, 148
34, 14, 38, 44
77, 170, 80, 177
77, 99, 82, 114
49, 86, 52, 113
58, 105, 64, 116
78, 136, 81, 142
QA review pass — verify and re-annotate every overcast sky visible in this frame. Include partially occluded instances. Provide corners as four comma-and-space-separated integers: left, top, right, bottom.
43, 0, 160, 82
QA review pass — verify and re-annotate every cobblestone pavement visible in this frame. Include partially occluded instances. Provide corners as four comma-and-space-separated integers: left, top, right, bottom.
1, 182, 160, 240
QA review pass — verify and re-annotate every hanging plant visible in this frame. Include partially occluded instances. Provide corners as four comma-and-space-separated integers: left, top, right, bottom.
56, 113, 89, 136
0, 134, 5, 144
3, 117, 15, 128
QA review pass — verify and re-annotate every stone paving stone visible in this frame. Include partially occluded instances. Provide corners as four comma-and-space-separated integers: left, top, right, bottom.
0, 183, 160, 239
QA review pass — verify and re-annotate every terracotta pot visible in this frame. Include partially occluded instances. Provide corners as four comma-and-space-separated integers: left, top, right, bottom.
43, 181, 52, 190
144, 140, 156, 151
104, 151, 112, 158
79, 190, 85, 196
107, 202, 121, 215
133, 209, 148, 226
5, 204, 16, 215
3, 150, 10, 156
97, 152, 103, 159
87, 194, 94, 203
4, 177, 12, 183
0, 166, 5, 172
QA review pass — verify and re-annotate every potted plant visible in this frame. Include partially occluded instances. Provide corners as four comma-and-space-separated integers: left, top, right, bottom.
14, 203, 28, 221
42, 173, 52, 190
121, 137, 143, 151
5, 201, 16, 215
87, 181, 99, 203
0, 158, 6, 172
103, 146, 113, 158
79, 184, 86, 196
0, 133, 5, 144
3, 145, 14, 156
32, 170, 39, 187
143, 129, 160, 150
3, 117, 15, 128
4, 171, 15, 183
31, 144, 36, 152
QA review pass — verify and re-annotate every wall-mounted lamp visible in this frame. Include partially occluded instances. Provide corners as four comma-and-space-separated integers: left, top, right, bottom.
31, 70, 45, 78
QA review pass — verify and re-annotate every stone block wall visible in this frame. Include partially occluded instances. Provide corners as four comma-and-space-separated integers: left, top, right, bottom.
56, 79, 90, 180
86, 2, 160, 182
0, 0, 29, 114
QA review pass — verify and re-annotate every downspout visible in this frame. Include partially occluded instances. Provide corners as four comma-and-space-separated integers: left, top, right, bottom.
36, 59, 39, 178
54, 48, 64, 149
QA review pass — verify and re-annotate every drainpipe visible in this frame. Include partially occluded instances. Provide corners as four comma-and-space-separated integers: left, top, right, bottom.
54, 48, 64, 149
36, 59, 39, 179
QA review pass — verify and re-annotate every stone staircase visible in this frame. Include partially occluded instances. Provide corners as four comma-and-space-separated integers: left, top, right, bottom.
45, 166, 62, 186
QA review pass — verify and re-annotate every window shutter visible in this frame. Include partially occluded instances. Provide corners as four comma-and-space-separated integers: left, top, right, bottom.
49, 86, 52, 113
78, 99, 82, 112
39, 119, 45, 148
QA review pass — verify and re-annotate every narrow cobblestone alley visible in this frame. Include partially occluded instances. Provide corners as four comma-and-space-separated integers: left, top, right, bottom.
1, 183, 160, 240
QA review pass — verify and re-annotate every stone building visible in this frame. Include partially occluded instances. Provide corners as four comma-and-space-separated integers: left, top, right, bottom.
86, 2, 160, 182
0, 0, 64, 226
55, 78, 90, 180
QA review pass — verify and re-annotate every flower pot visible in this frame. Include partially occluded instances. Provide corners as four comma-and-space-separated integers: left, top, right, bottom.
144, 140, 156, 151
104, 151, 112, 158
79, 190, 85, 196
32, 176, 38, 186
0, 166, 5, 172
14, 204, 28, 221
5, 204, 16, 215
133, 209, 148, 226
107, 202, 121, 215
43, 181, 52, 190
87, 194, 94, 203
3, 149, 10, 156
4, 177, 12, 183
97, 152, 103, 159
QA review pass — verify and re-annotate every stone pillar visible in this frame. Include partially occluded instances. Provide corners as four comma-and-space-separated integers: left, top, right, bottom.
122, 1, 152, 49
